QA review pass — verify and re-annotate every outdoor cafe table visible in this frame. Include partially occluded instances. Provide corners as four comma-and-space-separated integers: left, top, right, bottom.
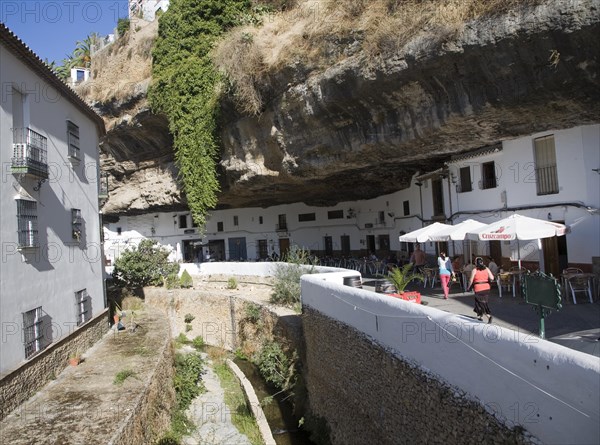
561, 272, 596, 304
496, 271, 527, 298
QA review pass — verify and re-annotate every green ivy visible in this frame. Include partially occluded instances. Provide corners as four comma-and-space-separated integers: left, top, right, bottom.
149, 0, 251, 226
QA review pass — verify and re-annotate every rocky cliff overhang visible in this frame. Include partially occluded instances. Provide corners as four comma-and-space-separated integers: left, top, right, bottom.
99, 1, 599, 216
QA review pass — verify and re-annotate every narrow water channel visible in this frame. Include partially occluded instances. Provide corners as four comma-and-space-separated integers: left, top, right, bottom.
233, 358, 316, 445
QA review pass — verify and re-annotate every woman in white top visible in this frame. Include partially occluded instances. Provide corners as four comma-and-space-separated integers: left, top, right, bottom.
437, 252, 455, 299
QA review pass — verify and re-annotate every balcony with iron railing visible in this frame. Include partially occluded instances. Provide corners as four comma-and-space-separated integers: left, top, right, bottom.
276, 223, 288, 232
11, 128, 48, 179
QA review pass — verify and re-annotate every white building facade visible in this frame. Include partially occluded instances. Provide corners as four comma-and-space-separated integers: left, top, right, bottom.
0, 25, 106, 375
129, 0, 170, 21
103, 124, 599, 275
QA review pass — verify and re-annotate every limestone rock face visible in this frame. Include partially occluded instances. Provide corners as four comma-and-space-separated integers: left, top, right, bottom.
94, 1, 600, 216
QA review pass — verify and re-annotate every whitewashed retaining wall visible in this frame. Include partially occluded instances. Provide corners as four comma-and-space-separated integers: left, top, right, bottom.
301, 273, 600, 445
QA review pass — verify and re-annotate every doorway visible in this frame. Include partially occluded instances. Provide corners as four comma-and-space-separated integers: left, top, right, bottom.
324, 236, 333, 256
183, 239, 205, 263
228, 237, 247, 261
542, 229, 568, 276
366, 235, 375, 255
279, 238, 290, 259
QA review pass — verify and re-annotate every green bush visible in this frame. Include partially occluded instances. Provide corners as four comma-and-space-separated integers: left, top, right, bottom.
244, 302, 261, 323
165, 273, 179, 289
270, 245, 315, 306
184, 313, 195, 323
112, 239, 179, 289
254, 341, 296, 391
117, 18, 130, 36
192, 336, 205, 351
180, 270, 193, 288
227, 277, 238, 289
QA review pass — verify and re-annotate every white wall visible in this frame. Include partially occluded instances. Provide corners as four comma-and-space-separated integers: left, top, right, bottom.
0, 45, 105, 374
301, 273, 600, 445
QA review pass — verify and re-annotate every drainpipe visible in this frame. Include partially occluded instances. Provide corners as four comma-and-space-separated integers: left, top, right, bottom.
415, 181, 424, 227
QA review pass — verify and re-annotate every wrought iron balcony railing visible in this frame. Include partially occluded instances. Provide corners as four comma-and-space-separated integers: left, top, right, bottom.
11, 127, 49, 179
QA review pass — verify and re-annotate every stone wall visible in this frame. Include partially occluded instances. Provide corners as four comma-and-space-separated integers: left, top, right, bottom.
0, 309, 109, 420
303, 307, 530, 444
109, 330, 175, 445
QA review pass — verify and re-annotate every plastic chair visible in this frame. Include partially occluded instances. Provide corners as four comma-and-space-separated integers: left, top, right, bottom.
568, 275, 593, 304
497, 273, 515, 298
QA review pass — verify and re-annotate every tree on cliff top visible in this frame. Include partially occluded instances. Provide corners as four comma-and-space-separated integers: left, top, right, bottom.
149, 0, 251, 227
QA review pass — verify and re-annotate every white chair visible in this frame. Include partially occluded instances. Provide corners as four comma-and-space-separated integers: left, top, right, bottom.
568, 275, 593, 304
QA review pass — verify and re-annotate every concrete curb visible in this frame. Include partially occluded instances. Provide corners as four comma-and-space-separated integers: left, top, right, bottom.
226, 359, 276, 445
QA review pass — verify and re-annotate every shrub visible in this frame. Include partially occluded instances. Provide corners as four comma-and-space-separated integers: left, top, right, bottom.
114, 369, 136, 385
244, 302, 261, 323
192, 336, 205, 351
112, 239, 179, 289
254, 341, 296, 391
165, 273, 179, 289
184, 313, 195, 323
270, 245, 315, 306
117, 18, 130, 36
227, 277, 238, 289
185, 324, 192, 332
180, 270, 193, 288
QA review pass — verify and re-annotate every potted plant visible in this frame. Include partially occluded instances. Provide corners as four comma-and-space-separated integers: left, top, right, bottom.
386, 263, 425, 303
69, 351, 81, 366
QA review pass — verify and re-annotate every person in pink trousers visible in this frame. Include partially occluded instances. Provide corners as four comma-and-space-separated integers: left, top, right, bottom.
437, 252, 455, 299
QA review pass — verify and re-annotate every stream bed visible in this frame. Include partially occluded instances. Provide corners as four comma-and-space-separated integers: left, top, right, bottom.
233, 358, 315, 445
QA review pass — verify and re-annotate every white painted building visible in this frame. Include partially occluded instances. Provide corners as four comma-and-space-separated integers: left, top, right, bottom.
129, 0, 170, 21
0, 24, 106, 374
103, 124, 599, 275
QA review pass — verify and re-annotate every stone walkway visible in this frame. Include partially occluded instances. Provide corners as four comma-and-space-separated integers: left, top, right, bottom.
182, 349, 251, 445
0, 308, 171, 445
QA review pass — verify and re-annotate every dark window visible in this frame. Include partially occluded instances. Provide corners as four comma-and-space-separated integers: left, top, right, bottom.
233, 215, 239, 226
217, 222, 223, 232
16, 199, 38, 248
259, 216, 263, 224
378, 211, 385, 223
277, 214, 287, 230
23, 306, 44, 358
117, 227, 122, 235
403, 200, 410, 216
298, 213, 316, 222
458, 166, 472, 193
75, 289, 91, 326
179, 215, 187, 228
534, 135, 559, 195
72, 208, 82, 240
328, 210, 344, 219
432, 179, 445, 216
481, 162, 497, 189
67, 120, 80, 159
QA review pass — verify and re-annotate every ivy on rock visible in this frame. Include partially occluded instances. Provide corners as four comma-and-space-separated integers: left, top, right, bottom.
149, 0, 251, 226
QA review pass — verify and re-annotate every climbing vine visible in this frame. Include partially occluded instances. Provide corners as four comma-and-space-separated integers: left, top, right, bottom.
149, 0, 252, 226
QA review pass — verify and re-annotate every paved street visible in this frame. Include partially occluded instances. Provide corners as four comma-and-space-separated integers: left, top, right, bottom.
362, 278, 600, 357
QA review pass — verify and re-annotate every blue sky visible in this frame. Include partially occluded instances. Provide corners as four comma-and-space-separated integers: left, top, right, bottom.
1, 1, 129, 64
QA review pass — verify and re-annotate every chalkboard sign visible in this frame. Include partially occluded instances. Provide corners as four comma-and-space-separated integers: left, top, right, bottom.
522, 272, 562, 310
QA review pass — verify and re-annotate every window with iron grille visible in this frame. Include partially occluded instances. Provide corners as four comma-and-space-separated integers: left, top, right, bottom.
534, 135, 559, 195
67, 120, 80, 159
233, 215, 239, 226
16, 199, 38, 248
179, 215, 187, 229
298, 213, 316, 222
328, 210, 344, 219
72, 208, 82, 240
23, 306, 44, 359
403, 200, 410, 216
480, 162, 497, 189
75, 289, 91, 326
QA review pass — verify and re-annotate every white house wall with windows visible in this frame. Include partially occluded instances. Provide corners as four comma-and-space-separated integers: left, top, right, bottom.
0, 25, 106, 375
104, 124, 599, 275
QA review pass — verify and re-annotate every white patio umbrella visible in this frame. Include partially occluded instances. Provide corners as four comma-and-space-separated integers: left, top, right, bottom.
428, 219, 488, 263
398, 222, 452, 243
465, 214, 568, 269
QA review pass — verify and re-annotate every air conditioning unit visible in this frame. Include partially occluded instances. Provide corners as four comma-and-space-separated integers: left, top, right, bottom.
364, 223, 373, 229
